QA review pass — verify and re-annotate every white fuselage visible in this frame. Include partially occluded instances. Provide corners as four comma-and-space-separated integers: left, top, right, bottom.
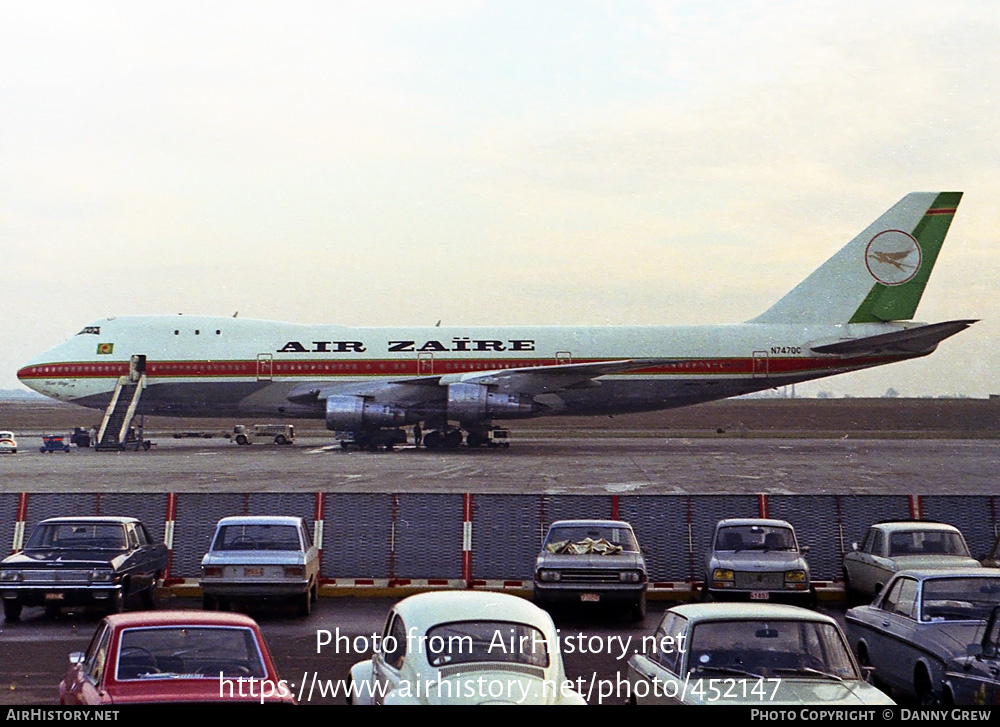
18, 315, 918, 421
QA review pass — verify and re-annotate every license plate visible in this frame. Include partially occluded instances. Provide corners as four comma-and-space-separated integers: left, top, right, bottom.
44, 592, 64, 601
580, 593, 600, 602
244, 567, 264, 577
750, 591, 770, 600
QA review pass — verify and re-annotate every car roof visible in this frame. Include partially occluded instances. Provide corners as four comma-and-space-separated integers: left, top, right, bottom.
38, 516, 138, 525
391, 591, 555, 633
102, 610, 263, 629
716, 518, 794, 528
215, 515, 304, 526
547, 519, 634, 529
893, 567, 999, 579
665, 602, 836, 624
873, 521, 961, 532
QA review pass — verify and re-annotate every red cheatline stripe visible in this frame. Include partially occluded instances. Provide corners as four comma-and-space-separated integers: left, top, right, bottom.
925, 208, 958, 215
17, 354, 911, 381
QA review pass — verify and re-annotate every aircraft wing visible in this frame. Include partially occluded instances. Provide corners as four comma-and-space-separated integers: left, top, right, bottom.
285, 358, 675, 404
809, 319, 977, 356
435, 358, 677, 395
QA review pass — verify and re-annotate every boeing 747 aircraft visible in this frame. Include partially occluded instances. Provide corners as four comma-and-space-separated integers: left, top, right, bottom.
18, 192, 975, 449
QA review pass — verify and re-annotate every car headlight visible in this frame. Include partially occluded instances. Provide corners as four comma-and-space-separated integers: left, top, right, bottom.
0, 570, 23, 583
712, 569, 734, 582
619, 570, 645, 583
88, 569, 114, 583
537, 570, 561, 583
785, 570, 807, 583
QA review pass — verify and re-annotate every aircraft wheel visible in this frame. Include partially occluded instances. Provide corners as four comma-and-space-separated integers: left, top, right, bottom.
423, 431, 443, 449
444, 430, 464, 448
466, 431, 484, 448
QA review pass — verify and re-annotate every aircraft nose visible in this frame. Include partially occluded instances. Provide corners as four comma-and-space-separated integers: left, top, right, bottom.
17, 364, 41, 392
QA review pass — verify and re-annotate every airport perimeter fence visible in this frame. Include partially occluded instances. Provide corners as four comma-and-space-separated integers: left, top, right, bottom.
1, 493, 997, 589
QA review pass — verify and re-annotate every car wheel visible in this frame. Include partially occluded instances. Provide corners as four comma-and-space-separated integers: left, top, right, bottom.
140, 579, 159, 610
915, 665, 937, 706
630, 592, 647, 622
44, 603, 62, 619
275, 435, 287, 445
109, 587, 126, 615
297, 589, 312, 617
202, 594, 217, 611
236, 434, 248, 445
698, 582, 712, 602
3, 600, 23, 622
803, 586, 818, 610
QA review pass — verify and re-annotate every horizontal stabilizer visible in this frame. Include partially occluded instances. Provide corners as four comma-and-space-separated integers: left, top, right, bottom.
810, 319, 977, 356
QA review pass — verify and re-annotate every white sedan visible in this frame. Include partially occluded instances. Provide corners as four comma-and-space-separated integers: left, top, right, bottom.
349, 591, 587, 705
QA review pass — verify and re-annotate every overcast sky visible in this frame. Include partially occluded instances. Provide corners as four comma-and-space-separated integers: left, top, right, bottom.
2, 1, 997, 397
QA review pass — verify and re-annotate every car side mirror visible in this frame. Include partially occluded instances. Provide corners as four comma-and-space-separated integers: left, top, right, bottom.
967, 644, 983, 657
851, 542, 860, 552
800, 545, 810, 554
69, 652, 85, 665
861, 665, 875, 684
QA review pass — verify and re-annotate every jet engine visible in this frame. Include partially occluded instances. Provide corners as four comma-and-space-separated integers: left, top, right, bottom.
446, 382, 537, 421
325, 395, 408, 431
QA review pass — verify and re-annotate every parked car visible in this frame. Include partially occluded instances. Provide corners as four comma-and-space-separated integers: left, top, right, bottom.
0, 430, 17, 453
0, 516, 168, 622
844, 567, 1000, 705
58, 610, 294, 704
941, 605, 1000, 706
533, 519, 648, 621
842, 521, 980, 604
200, 515, 319, 616
981, 533, 1000, 569
349, 590, 587, 705
701, 518, 815, 608
626, 602, 893, 705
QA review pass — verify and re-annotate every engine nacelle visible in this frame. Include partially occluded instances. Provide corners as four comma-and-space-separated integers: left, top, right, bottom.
325, 395, 407, 431
446, 382, 536, 422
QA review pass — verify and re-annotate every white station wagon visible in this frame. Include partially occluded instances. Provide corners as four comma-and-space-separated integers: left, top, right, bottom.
349, 591, 587, 705
200, 515, 320, 616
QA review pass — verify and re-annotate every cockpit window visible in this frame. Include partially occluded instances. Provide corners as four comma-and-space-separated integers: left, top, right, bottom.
76, 326, 101, 335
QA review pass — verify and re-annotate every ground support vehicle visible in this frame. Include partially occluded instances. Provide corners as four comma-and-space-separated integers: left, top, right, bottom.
231, 423, 295, 445
40, 435, 71, 453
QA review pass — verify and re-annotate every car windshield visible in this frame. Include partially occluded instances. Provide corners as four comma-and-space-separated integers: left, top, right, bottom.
115, 626, 267, 680
920, 576, 1000, 622
889, 530, 969, 557
544, 525, 638, 554
686, 619, 859, 680
25, 523, 127, 551
212, 524, 301, 551
423, 620, 549, 669
715, 525, 795, 552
